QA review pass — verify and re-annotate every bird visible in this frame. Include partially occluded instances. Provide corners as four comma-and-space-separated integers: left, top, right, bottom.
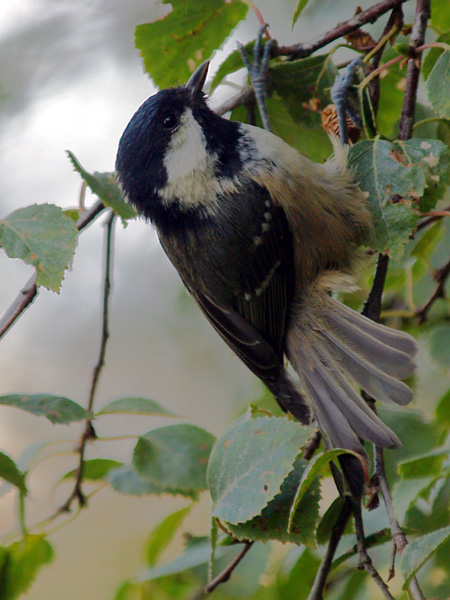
115, 60, 418, 457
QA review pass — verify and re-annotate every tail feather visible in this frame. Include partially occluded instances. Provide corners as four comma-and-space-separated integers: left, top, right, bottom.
285, 288, 417, 450
322, 327, 413, 405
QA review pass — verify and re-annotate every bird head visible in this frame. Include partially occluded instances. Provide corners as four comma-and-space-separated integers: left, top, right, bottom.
115, 61, 242, 225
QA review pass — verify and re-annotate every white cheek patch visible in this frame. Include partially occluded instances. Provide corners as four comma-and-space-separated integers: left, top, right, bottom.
160, 108, 237, 208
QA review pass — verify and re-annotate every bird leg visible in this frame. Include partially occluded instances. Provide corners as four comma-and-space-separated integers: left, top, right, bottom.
330, 57, 364, 145
238, 25, 275, 132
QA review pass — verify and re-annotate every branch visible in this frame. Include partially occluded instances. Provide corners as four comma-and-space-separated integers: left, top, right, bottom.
0, 199, 105, 340
415, 256, 450, 324
274, 0, 410, 59
204, 541, 253, 594
60, 210, 116, 511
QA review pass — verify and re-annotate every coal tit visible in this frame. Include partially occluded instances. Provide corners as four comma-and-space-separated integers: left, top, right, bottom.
116, 61, 417, 453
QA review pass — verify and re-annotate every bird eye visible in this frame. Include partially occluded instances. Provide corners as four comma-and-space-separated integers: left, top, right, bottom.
162, 113, 178, 130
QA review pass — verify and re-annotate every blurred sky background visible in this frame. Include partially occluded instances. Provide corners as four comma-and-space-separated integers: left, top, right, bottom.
0, 1, 436, 599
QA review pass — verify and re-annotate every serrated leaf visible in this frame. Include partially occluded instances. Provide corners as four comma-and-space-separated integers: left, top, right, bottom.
133, 424, 215, 495
107, 464, 166, 497
429, 323, 450, 368
0, 394, 89, 424
61, 459, 123, 482
0, 452, 27, 495
270, 54, 338, 123
67, 151, 136, 223
226, 456, 320, 547
349, 137, 450, 258
427, 51, 450, 118
0, 536, 54, 599
292, 0, 310, 27
288, 448, 361, 532
398, 449, 449, 479
135, 0, 248, 89
0, 204, 78, 292
400, 525, 450, 587
98, 397, 175, 417
208, 416, 313, 525
146, 505, 192, 567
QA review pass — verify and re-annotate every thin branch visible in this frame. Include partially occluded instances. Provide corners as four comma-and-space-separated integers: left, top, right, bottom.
415, 256, 450, 324
0, 199, 105, 340
204, 541, 253, 594
274, 0, 410, 59
307, 499, 353, 600
59, 210, 116, 511
215, 86, 255, 116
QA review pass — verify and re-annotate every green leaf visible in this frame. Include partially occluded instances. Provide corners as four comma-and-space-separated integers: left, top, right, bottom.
227, 456, 321, 547
377, 48, 406, 137
401, 525, 450, 587
0, 536, 54, 599
133, 424, 215, 495
210, 41, 255, 91
98, 397, 175, 417
292, 0, 310, 27
208, 416, 312, 525
0, 204, 78, 292
333, 529, 392, 569
436, 388, 450, 431
0, 394, 89, 424
270, 54, 338, 122
107, 464, 166, 496
61, 459, 123, 482
398, 449, 449, 479
431, 0, 450, 33
135, 0, 248, 89
146, 505, 192, 567
427, 51, 450, 118
429, 323, 450, 368
67, 151, 136, 223
0, 452, 27, 495
275, 547, 321, 600
423, 32, 450, 79
288, 448, 361, 532
137, 539, 228, 582
349, 137, 450, 258
316, 496, 354, 545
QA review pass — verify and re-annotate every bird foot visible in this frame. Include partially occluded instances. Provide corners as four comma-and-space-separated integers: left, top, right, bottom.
238, 24, 275, 132
330, 57, 364, 146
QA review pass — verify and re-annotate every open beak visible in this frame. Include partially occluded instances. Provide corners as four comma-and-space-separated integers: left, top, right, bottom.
185, 60, 209, 103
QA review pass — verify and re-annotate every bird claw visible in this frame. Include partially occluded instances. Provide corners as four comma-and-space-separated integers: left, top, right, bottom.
238, 24, 274, 132
330, 57, 364, 145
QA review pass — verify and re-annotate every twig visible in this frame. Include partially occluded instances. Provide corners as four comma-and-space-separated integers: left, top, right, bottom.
274, 0, 410, 59
59, 210, 116, 511
352, 500, 396, 600
417, 205, 450, 231
307, 499, 353, 600
204, 541, 253, 594
415, 256, 450, 324
0, 198, 105, 340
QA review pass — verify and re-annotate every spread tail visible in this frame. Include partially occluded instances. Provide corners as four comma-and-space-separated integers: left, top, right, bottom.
285, 288, 418, 452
